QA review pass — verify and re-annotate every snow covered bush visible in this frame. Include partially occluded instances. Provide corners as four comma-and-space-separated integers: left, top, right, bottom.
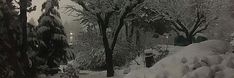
60, 64, 79, 78
75, 48, 106, 70
154, 46, 170, 62
124, 40, 234, 78
74, 31, 138, 70
73, 31, 106, 70
174, 34, 208, 46
75, 45, 137, 70
113, 41, 139, 67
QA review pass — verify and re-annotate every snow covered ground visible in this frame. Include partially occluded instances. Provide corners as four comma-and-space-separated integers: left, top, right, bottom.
44, 40, 234, 78
155, 45, 183, 54
126, 45, 183, 72
47, 44, 183, 78
124, 40, 234, 78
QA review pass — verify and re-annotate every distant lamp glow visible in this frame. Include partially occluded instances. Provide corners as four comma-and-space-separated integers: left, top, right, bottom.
70, 36, 73, 39
35, 45, 39, 48
70, 32, 73, 35
166, 35, 169, 39
163, 33, 169, 39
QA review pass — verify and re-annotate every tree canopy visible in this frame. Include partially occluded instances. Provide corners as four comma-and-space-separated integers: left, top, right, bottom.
147, 0, 230, 45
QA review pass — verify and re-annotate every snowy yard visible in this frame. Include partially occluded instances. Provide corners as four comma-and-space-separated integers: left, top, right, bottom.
47, 44, 183, 78
47, 70, 124, 78
40, 40, 234, 78
79, 70, 125, 78
124, 40, 234, 78
2, 0, 234, 78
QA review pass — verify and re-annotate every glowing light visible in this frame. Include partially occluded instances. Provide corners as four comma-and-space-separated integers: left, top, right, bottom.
166, 36, 169, 39
70, 32, 73, 35
35, 45, 39, 48
70, 36, 73, 39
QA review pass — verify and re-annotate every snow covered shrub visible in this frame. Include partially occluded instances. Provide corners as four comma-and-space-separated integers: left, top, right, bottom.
74, 31, 138, 70
154, 46, 170, 62
60, 64, 79, 78
113, 41, 138, 67
174, 35, 192, 46
75, 48, 106, 70
113, 50, 129, 67
194, 35, 208, 43
174, 34, 208, 46
75, 45, 137, 70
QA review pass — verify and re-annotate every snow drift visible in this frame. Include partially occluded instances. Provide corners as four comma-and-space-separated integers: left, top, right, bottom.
124, 40, 234, 78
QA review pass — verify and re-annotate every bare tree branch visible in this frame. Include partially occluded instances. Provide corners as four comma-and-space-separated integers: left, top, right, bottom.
14, 0, 19, 4
175, 19, 188, 32
73, 1, 97, 16
171, 21, 184, 32
171, 27, 180, 36
193, 24, 208, 36
27, 6, 36, 12
76, 1, 90, 12
104, 11, 115, 28
110, 0, 144, 50
190, 12, 205, 35
192, 16, 218, 36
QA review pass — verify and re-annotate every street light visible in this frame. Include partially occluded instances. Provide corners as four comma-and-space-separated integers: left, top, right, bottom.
69, 32, 74, 46
163, 33, 170, 50
70, 32, 73, 35
70, 36, 73, 40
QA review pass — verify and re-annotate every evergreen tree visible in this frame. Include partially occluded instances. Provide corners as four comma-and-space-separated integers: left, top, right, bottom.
0, 0, 37, 77
0, 0, 23, 77
36, 0, 74, 75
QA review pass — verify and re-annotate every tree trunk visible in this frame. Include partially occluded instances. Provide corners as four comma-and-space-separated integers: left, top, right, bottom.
20, 0, 29, 77
125, 24, 128, 40
20, 0, 28, 51
7, 47, 25, 78
136, 29, 141, 56
100, 24, 114, 77
102, 37, 114, 77
3, 9, 25, 78
105, 48, 114, 77
187, 35, 193, 45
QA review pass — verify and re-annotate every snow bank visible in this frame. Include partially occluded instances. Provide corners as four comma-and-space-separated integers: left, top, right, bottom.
124, 40, 233, 78
152, 45, 183, 54
127, 45, 182, 71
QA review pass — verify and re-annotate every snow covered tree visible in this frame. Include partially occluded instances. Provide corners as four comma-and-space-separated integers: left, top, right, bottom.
149, 0, 230, 45
28, 18, 36, 26
0, 0, 23, 78
66, 0, 146, 77
36, 0, 74, 75
0, 0, 36, 77
18, 0, 37, 77
129, 7, 172, 50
